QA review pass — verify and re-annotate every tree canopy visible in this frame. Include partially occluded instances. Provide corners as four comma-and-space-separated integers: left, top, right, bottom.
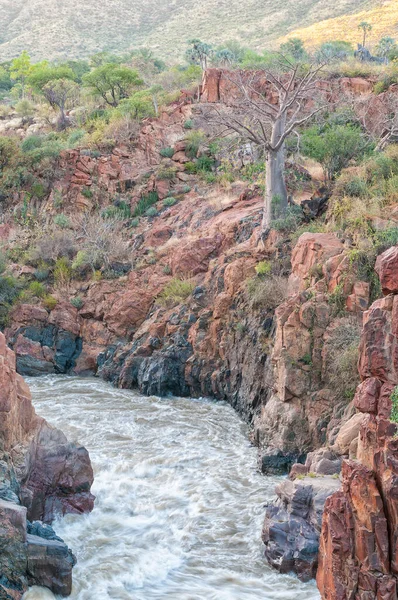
83, 64, 143, 107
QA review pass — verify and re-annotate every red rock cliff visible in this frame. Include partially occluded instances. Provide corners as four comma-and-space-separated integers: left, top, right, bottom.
0, 331, 94, 597
317, 246, 398, 600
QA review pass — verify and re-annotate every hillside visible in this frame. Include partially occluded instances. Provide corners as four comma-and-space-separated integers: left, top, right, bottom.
0, 0, 377, 61
282, 0, 398, 50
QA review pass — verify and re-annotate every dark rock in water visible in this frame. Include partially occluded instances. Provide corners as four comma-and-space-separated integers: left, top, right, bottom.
262, 475, 340, 582
27, 534, 76, 597
0, 500, 77, 598
137, 348, 192, 397
27, 521, 63, 543
17, 355, 56, 377
19, 421, 95, 524
0, 500, 28, 596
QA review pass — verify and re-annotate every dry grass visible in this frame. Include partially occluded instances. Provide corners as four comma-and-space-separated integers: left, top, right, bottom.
281, 0, 395, 52
0, 0, 377, 61
324, 316, 361, 400
246, 275, 288, 310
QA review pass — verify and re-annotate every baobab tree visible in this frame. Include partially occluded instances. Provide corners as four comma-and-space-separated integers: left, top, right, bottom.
202, 58, 329, 237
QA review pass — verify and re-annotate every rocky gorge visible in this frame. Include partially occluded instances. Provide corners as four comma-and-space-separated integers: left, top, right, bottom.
2, 69, 398, 598
0, 330, 94, 598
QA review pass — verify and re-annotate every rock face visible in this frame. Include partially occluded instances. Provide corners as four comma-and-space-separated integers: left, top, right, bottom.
0, 331, 94, 598
263, 474, 341, 582
317, 245, 398, 599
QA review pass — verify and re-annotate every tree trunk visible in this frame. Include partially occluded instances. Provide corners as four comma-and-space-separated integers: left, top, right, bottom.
152, 94, 159, 116
261, 115, 288, 237
57, 106, 68, 131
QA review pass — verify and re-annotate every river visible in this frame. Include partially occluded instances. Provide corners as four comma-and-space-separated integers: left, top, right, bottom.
28, 376, 320, 600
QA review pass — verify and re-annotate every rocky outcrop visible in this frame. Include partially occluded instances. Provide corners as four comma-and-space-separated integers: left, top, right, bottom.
6, 303, 83, 377
200, 70, 375, 105
317, 245, 398, 599
0, 331, 94, 598
263, 473, 341, 582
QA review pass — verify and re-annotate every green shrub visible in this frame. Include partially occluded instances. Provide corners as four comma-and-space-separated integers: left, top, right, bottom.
130, 217, 140, 227
185, 130, 205, 158
271, 205, 303, 232
160, 147, 174, 158
184, 161, 197, 174
390, 387, 398, 423
163, 197, 177, 207
21, 135, 43, 153
72, 250, 88, 272
102, 200, 131, 220
255, 260, 272, 276
70, 296, 84, 309
183, 185, 191, 193
35, 267, 50, 281
0, 275, 22, 327
328, 283, 346, 317
54, 257, 71, 286
343, 176, 369, 198
54, 214, 70, 229
26, 139, 65, 165
183, 119, 194, 129
133, 191, 158, 217
157, 166, 177, 180
28, 281, 46, 298
302, 123, 369, 180
15, 99, 35, 117
158, 277, 195, 305
81, 187, 93, 199
0, 253, 6, 275
145, 206, 158, 217
196, 155, 214, 172
43, 294, 58, 310
67, 129, 86, 147
203, 173, 217, 183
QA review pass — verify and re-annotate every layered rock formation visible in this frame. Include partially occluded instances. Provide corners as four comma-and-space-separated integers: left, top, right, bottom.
317, 246, 398, 599
0, 331, 94, 598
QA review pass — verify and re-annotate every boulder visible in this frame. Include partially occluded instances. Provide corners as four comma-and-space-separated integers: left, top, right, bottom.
263, 475, 341, 582
27, 535, 75, 596
289, 233, 344, 293
375, 245, 398, 295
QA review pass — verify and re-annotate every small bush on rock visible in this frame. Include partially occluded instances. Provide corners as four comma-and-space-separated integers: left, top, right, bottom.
163, 197, 177, 207
158, 277, 195, 306
246, 275, 287, 310
70, 296, 84, 309
145, 206, 158, 217
390, 387, 398, 423
43, 294, 58, 310
29, 281, 46, 298
160, 147, 174, 158
54, 214, 71, 229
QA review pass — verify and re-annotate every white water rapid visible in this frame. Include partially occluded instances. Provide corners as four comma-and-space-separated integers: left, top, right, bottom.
28, 375, 320, 600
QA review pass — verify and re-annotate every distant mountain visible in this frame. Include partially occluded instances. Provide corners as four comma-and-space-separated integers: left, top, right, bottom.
0, 0, 381, 62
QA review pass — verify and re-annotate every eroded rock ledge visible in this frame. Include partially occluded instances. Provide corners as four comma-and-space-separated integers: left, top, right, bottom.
263, 245, 398, 598
317, 246, 398, 599
0, 331, 94, 598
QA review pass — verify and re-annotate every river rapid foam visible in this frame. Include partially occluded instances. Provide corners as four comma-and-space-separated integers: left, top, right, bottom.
28, 376, 320, 600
